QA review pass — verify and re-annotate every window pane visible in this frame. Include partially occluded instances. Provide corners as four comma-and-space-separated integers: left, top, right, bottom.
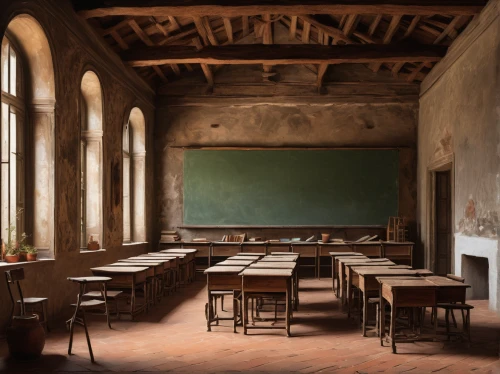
123, 124, 129, 153
9, 111, 17, 233
1, 102, 8, 163
1, 38, 8, 93
9, 47, 16, 96
123, 154, 131, 242
80, 141, 86, 246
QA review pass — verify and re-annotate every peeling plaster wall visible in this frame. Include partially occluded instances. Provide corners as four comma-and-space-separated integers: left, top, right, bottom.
0, 0, 156, 328
418, 1, 500, 310
156, 103, 418, 243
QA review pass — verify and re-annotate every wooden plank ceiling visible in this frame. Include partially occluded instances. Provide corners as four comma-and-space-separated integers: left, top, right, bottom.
72, 1, 485, 90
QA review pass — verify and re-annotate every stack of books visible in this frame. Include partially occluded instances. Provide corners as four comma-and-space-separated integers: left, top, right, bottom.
160, 230, 180, 242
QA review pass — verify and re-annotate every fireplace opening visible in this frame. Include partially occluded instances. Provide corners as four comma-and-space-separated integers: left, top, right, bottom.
461, 254, 489, 300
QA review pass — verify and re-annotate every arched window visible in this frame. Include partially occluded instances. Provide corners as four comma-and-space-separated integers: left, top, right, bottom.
1, 36, 25, 239
80, 71, 103, 248
123, 107, 146, 243
1, 15, 55, 257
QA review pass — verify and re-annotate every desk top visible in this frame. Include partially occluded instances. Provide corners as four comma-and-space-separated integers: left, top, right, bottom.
270, 252, 300, 256
329, 252, 364, 257
425, 276, 471, 288
241, 242, 267, 245
345, 261, 395, 268
338, 257, 386, 263
161, 249, 198, 254
68, 276, 111, 283
235, 252, 266, 256
377, 278, 437, 289
227, 256, 259, 261
290, 242, 319, 246
353, 267, 422, 276
249, 262, 297, 269
212, 242, 243, 246
352, 241, 383, 246
260, 257, 296, 262
121, 258, 170, 263
204, 266, 246, 274
91, 266, 148, 274
382, 241, 415, 246
216, 260, 254, 266
109, 262, 162, 267
146, 253, 186, 258
240, 268, 293, 277
318, 242, 352, 246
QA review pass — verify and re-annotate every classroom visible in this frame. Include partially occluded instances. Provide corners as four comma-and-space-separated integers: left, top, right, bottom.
1, 0, 499, 372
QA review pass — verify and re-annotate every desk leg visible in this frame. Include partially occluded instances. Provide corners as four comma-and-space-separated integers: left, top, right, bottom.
331, 257, 335, 291
81, 309, 95, 363
232, 291, 237, 333
68, 283, 84, 355
131, 282, 136, 319
243, 291, 248, 335
295, 271, 299, 311
207, 289, 212, 332
380, 286, 385, 347
362, 290, 368, 337
101, 282, 110, 329
286, 280, 291, 337
390, 300, 397, 354
347, 271, 352, 318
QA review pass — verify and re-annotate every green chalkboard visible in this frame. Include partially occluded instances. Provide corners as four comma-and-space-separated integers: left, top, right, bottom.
183, 150, 399, 226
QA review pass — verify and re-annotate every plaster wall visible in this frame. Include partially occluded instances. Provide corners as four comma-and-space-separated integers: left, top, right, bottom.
156, 102, 418, 243
0, 0, 156, 329
418, 1, 500, 310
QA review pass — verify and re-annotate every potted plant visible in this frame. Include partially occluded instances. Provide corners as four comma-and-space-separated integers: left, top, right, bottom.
4, 246, 19, 263
23, 245, 38, 262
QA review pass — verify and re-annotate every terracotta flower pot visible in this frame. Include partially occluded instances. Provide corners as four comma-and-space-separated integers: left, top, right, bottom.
5, 254, 20, 263
18, 252, 27, 262
27, 253, 37, 262
321, 233, 330, 243
6, 315, 45, 360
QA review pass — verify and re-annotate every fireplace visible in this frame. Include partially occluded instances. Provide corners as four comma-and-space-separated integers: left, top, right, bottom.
462, 255, 489, 300
454, 234, 499, 311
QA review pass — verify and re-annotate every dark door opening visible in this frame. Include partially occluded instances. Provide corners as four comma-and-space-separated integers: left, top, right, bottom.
435, 170, 452, 275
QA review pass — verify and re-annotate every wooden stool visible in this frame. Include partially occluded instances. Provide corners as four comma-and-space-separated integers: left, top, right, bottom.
5, 268, 49, 333
67, 276, 111, 363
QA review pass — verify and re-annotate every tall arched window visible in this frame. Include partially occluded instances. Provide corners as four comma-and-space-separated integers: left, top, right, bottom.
80, 71, 103, 248
1, 36, 25, 239
123, 107, 146, 243
1, 15, 55, 257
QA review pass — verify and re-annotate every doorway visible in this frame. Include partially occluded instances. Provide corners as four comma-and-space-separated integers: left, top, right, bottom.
434, 170, 452, 275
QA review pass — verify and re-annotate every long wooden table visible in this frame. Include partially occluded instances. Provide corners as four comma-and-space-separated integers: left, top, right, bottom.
240, 268, 293, 337
215, 259, 255, 266
204, 265, 246, 333
248, 261, 299, 311
90, 266, 149, 318
160, 249, 198, 283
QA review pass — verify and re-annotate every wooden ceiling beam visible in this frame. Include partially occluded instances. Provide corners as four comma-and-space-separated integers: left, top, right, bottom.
121, 44, 448, 66
75, 1, 486, 18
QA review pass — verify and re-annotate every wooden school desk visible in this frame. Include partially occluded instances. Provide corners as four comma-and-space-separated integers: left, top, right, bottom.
354, 267, 430, 336
118, 257, 175, 293
425, 275, 470, 304
227, 255, 260, 261
335, 256, 370, 303
260, 256, 297, 262
382, 241, 414, 266
378, 278, 439, 353
345, 260, 395, 318
318, 241, 352, 279
352, 242, 383, 258
211, 242, 242, 266
90, 266, 149, 318
329, 252, 364, 295
290, 242, 318, 278
240, 268, 293, 337
142, 253, 188, 286
235, 252, 266, 258
204, 265, 246, 333
160, 248, 198, 283
248, 261, 299, 311
107, 261, 164, 305
180, 241, 211, 272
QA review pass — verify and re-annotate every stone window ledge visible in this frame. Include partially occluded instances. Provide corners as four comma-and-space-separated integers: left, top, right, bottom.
0, 258, 55, 269
122, 242, 148, 247
79, 248, 107, 254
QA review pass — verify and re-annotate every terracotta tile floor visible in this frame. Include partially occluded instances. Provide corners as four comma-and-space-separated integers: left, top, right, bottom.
1, 278, 500, 373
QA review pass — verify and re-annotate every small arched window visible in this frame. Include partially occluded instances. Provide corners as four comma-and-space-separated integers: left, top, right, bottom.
123, 107, 146, 243
80, 71, 103, 248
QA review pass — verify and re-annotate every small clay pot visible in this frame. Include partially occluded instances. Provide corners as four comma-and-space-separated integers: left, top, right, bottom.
321, 233, 330, 243
5, 254, 20, 263
6, 315, 45, 360
27, 253, 37, 262
18, 252, 27, 262
87, 242, 100, 251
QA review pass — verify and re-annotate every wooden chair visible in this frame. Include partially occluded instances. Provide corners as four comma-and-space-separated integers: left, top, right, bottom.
436, 274, 474, 344
5, 268, 49, 332
82, 289, 124, 326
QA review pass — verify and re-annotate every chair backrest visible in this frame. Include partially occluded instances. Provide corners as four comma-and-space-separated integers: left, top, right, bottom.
446, 274, 465, 283
5, 268, 25, 317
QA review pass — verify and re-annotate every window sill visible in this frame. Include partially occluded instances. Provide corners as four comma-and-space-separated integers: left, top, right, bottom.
0, 258, 55, 268
122, 242, 148, 247
80, 248, 107, 254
